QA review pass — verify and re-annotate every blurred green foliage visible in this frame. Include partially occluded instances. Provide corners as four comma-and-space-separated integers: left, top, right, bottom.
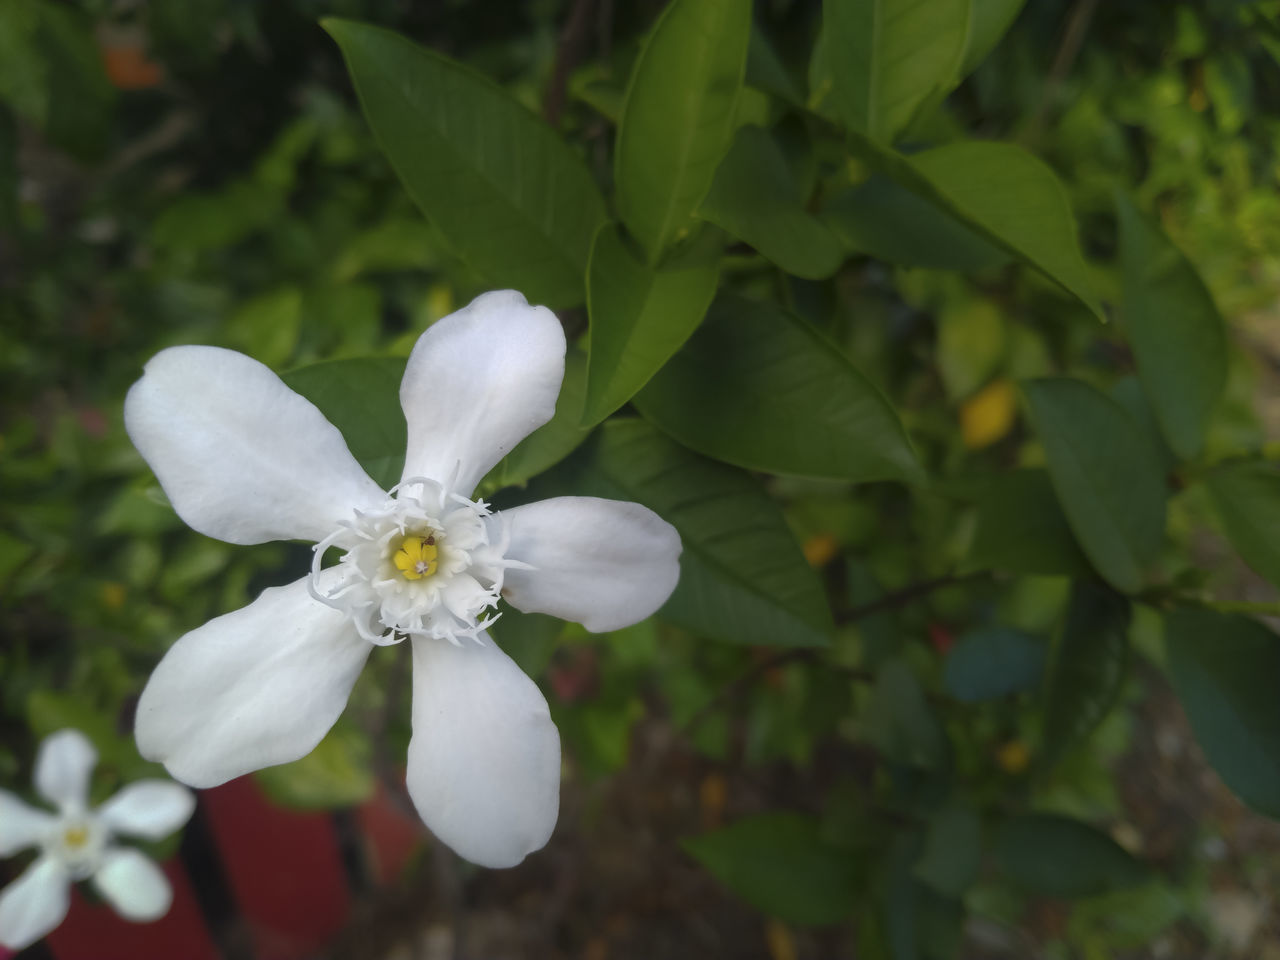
2, 0, 1280, 957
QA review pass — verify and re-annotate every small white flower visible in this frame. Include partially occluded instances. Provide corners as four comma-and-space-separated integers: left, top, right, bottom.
124, 290, 682, 869
0, 729, 195, 950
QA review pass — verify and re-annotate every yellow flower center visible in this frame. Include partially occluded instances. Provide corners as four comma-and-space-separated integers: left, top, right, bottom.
63, 825, 90, 849
393, 533, 439, 580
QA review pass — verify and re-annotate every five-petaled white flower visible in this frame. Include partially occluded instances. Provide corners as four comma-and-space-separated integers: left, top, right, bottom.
0, 729, 195, 950
124, 291, 682, 868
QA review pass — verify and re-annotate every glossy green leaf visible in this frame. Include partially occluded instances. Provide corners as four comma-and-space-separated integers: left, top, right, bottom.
823, 175, 1008, 272
684, 813, 860, 925
993, 814, 1149, 898
821, 0, 969, 143
583, 224, 718, 425
849, 134, 1103, 319
614, 0, 751, 261
551, 420, 832, 648
1203, 461, 1280, 588
325, 19, 606, 308
960, 0, 1028, 76
698, 125, 843, 279
1116, 193, 1227, 460
484, 349, 593, 491
635, 296, 922, 484
1166, 609, 1280, 818
283, 357, 407, 490
943, 627, 1047, 702
1039, 582, 1131, 770
1022, 378, 1167, 593
967, 469, 1091, 576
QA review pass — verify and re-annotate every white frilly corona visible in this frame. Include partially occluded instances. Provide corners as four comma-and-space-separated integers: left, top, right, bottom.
0, 729, 195, 950
124, 290, 682, 869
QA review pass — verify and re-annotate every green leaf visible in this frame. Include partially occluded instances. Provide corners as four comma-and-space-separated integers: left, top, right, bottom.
967, 469, 1091, 576
1022, 378, 1167, 594
614, 0, 751, 261
635, 295, 922, 484
698, 125, 843, 279
959, 0, 1028, 76
582, 224, 718, 425
914, 802, 982, 898
1116, 193, 1227, 460
484, 348, 593, 491
943, 627, 1047, 702
864, 660, 946, 769
1203, 461, 1280, 588
848, 135, 1103, 319
936, 298, 1006, 399
324, 19, 606, 308
492, 610, 563, 679
684, 812, 860, 925
550, 420, 832, 648
823, 175, 1009, 272
283, 357, 406, 490
1039, 582, 1131, 771
821, 0, 969, 143
1165, 609, 1280, 818
255, 723, 374, 810
993, 814, 1150, 898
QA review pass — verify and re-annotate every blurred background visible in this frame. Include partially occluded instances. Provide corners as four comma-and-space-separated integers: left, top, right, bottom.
1, 1, 1279, 958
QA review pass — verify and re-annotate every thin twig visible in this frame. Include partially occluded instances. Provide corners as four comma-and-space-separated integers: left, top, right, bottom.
544, 0, 598, 127
1025, 0, 1102, 143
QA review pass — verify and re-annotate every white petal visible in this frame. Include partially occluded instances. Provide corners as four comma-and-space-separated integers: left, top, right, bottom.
496, 497, 682, 633
406, 634, 560, 869
0, 790, 54, 856
0, 857, 70, 950
135, 572, 371, 788
92, 848, 171, 922
125, 345, 385, 545
400, 291, 566, 496
35, 729, 97, 813
97, 782, 195, 841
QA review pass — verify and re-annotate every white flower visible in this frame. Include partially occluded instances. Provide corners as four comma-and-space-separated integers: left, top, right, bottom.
0, 729, 195, 950
124, 290, 682, 869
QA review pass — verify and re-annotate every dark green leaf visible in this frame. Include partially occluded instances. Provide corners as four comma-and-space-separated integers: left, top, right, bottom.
684, 812, 860, 925
283, 357, 406, 490
583, 224, 718, 425
834, 182, 1007, 277
821, 0, 969, 143
485, 348, 593, 491
1022, 378, 1167, 594
823, 175, 1009, 272
960, 0, 1029, 76
914, 802, 982, 898
635, 295, 922, 484
698, 125, 843, 279
1039, 582, 1131, 771
864, 660, 946, 769
614, 0, 750, 261
943, 627, 1047, 702
1116, 193, 1227, 460
993, 814, 1150, 898
325, 19, 606, 308
1165, 609, 1280, 818
747, 25, 804, 106
1203, 461, 1280, 589
492, 610, 564, 679
849, 135, 1103, 319
255, 723, 374, 810
550, 420, 832, 648
967, 469, 1091, 576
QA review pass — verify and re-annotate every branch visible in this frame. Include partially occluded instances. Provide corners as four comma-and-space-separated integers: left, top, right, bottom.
544, 0, 597, 128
